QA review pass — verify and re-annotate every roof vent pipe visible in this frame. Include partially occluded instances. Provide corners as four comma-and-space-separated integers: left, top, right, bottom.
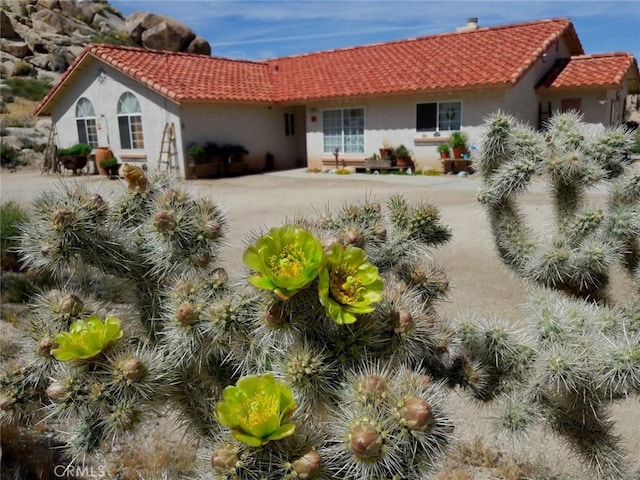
457, 17, 479, 32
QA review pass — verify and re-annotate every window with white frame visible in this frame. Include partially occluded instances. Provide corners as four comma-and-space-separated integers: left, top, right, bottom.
416, 101, 462, 132
117, 92, 144, 149
75, 98, 98, 148
322, 108, 364, 154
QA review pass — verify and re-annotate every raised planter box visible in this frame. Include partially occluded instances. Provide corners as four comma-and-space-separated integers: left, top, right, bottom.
57, 154, 88, 175
442, 159, 473, 174
364, 159, 392, 169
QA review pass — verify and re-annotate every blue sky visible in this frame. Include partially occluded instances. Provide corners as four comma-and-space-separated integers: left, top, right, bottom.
110, 0, 640, 61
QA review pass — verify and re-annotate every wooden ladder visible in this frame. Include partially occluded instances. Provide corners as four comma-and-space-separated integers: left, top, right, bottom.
42, 124, 59, 174
158, 122, 177, 172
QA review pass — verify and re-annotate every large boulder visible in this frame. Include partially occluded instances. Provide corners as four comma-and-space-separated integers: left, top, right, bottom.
0, 39, 32, 58
0, 10, 19, 39
31, 9, 64, 34
126, 12, 196, 52
141, 21, 194, 52
35, 0, 60, 11
187, 36, 211, 56
92, 8, 126, 34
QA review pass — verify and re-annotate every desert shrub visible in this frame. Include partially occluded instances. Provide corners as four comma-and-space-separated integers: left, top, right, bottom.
90, 32, 134, 46
0, 142, 19, 166
1, 114, 35, 128
0, 200, 29, 270
4, 77, 52, 101
57, 143, 92, 156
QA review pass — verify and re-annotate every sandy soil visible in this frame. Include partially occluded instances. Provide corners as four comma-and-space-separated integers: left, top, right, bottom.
1, 167, 638, 478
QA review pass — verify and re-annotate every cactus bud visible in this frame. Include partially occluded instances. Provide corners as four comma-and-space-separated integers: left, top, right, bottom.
84, 193, 106, 214
176, 303, 199, 326
291, 450, 322, 478
349, 422, 382, 459
41, 244, 51, 257
322, 236, 343, 252
203, 220, 221, 239
265, 303, 286, 327
122, 164, 148, 192
196, 253, 211, 268
174, 279, 196, 297
46, 380, 69, 402
393, 310, 413, 333
0, 393, 16, 410
154, 210, 177, 234
117, 357, 146, 382
58, 294, 84, 317
357, 375, 388, 401
211, 445, 238, 473
400, 397, 432, 431
210, 268, 228, 287
37, 335, 57, 356
51, 208, 75, 230
343, 230, 365, 248
374, 225, 387, 240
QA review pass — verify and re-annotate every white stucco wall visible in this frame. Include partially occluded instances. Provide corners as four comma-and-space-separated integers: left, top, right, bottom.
304, 90, 507, 171
48, 57, 185, 175
180, 103, 305, 172
505, 36, 573, 127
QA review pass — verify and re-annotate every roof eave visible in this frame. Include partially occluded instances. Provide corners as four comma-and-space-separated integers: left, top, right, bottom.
275, 83, 511, 104
34, 46, 94, 116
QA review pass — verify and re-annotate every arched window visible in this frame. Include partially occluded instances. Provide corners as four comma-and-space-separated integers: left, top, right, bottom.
117, 92, 144, 149
75, 98, 98, 148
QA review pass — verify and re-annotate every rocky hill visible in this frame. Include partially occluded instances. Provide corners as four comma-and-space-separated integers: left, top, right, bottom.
1, 0, 211, 82
0, 0, 211, 170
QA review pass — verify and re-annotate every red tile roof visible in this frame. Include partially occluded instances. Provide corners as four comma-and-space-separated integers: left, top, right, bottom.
269, 18, 583, 101
36, 18, 590, 115
536, 53, 640, 90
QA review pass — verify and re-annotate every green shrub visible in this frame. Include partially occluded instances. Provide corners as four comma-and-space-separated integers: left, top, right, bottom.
0, 142, 19, 166
57, 143, 92, 156
13, 61, 32, 77
4, 77, 52, 101
90, 32, 134, 46
99, 156, 118, 167
1, 201, 29, 271
632, 134, 640, 154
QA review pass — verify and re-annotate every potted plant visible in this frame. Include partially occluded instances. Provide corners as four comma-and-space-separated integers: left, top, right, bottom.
437, 143, 451, 159
99, 156, 121, 178
449, 131, 468, 159
393, 144, 413, 167
187, 144, 206, 164
379, 138, 394, 161
56, 143, 91, 175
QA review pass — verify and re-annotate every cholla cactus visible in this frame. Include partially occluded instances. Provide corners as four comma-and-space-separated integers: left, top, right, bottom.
476, 111, 639, 300
467, 111, 640, 479
1, 168, 469, 478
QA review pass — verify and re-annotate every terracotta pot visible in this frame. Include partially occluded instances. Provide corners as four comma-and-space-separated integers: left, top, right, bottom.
395, 156, 413, 167
439, 152, 451, 159
379, 148, 394, 160
95, 147, 112, 175
453, 148, 466, 159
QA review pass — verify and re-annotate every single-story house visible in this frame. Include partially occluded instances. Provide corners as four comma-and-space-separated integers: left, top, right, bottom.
34, 17, 640, 177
